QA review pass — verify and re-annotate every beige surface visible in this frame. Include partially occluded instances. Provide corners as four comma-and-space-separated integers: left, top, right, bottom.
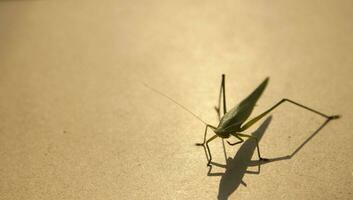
1, 0, 352, 199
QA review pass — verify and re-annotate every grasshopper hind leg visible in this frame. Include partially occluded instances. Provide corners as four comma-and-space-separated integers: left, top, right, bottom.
214, 74, 227, 120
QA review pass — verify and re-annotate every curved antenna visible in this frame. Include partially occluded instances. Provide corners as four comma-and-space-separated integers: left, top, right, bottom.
143, 82, 208, 125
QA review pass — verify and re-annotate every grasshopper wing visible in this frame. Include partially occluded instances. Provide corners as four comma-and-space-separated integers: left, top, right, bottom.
215, 77, 269, 134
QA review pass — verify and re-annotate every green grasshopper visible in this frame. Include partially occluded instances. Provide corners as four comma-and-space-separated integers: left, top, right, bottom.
196, 74, 340, 166
144, 74, 340, 167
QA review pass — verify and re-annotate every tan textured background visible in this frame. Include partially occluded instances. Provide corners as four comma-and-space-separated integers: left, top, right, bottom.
0, 0, 352, 199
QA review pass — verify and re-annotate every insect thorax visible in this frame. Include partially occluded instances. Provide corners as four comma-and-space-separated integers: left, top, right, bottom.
214, 129, 232, 138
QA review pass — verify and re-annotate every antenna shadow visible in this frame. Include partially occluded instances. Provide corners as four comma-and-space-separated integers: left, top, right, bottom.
202, 116, 335, 200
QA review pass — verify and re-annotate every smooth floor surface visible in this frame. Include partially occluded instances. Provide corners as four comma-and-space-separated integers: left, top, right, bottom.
1, 1, 352, 199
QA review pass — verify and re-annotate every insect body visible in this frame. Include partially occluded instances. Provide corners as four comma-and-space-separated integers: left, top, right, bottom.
215, 76, 269, 138
195, 74, 340, 166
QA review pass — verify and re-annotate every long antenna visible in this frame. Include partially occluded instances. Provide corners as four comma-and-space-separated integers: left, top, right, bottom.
143, 82, 208, 125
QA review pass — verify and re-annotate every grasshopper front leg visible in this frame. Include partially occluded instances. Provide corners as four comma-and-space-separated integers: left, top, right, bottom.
196, 124, 218, 166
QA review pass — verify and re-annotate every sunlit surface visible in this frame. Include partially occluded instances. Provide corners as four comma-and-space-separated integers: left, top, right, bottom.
1, 1, 352, 199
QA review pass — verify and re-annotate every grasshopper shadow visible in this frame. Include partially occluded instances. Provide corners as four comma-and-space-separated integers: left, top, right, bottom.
210, 116, 274, 200
206, 116, 334, 200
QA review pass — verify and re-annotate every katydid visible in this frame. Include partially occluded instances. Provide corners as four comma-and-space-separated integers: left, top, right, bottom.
144, 74, 340, 167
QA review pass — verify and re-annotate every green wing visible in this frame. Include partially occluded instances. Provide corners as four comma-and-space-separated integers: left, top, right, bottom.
215, 77, 269, 133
